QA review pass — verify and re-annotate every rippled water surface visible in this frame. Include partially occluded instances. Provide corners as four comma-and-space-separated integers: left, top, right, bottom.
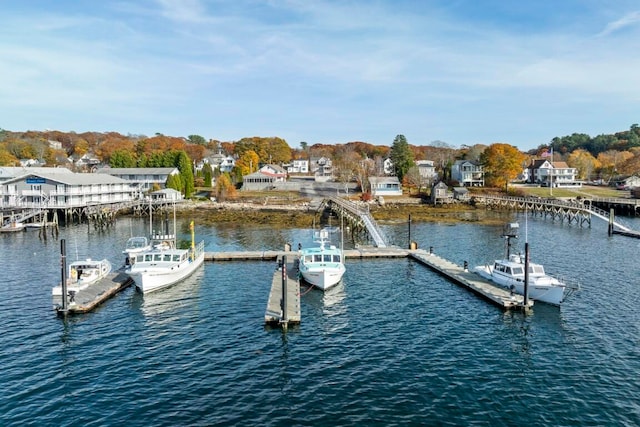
1, 213, 640, 426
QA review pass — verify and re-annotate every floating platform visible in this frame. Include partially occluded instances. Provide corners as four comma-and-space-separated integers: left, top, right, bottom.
409, 250, 533, 311
206, 247, 410, 262
54, 270, 133, 315
264, 257, 301, 328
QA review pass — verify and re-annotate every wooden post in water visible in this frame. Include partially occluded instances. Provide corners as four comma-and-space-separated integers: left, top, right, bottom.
523, 242, 530, 307
608, 208, 614, 236
59, 239, 69, 314
281, 255, 288, 329
408, 214, 412, 249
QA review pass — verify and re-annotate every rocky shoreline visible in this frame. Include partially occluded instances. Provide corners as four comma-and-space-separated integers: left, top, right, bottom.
174, 197, 508, 227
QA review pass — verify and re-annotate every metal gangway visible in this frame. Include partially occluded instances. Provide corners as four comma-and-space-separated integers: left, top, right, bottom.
325, 197, 387, 248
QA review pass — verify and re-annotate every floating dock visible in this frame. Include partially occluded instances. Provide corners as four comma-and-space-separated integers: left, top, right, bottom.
264, 257, 300, 328
409, 250, 533, 311
55, 271, 133, 315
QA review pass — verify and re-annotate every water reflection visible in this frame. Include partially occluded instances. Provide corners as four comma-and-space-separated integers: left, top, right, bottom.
134, 268, 204, 321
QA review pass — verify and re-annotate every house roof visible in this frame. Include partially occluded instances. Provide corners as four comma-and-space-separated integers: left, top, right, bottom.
2, 171, 128, 186
369, 176, 400, 184
95, 167, 178, 175
0, 166, 72, 180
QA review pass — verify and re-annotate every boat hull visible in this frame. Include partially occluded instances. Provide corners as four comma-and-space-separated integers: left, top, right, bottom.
473, 265, 565, 305
299, 265, 345, 291
129, 252, 204, 294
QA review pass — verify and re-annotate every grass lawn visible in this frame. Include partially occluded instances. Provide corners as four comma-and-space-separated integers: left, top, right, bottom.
514, 184, 629, 199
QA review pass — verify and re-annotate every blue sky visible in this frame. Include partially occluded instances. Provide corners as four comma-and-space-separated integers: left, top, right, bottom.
1, 0, 639, 150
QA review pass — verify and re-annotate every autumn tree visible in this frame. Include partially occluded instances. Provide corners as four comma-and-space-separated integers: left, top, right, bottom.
597, 150, 634, 182
567, 149, 600, 181
389, 134, 414, 182
0, 148, 19, 165
480, 143, 526, 191
215, 173, 236, 202
235, 149, 260, 175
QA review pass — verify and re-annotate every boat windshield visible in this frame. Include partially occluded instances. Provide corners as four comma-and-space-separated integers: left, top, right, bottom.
332, 254, 341, 263
512, 267, 524, 275
529, 265, 545, 274
127, 237, 148, 249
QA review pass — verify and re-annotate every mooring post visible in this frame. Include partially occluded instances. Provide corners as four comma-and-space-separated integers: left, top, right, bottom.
523, 242, 530, 308
608, 208, 614, 236
60, 239, 68, 314
281, 255, 288, 329
408, 214, 412, 249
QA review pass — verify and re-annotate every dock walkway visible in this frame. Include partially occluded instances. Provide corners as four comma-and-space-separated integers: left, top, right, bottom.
264, 257, 301, 327
55, 271, 133, 315
409, 250, 532, 311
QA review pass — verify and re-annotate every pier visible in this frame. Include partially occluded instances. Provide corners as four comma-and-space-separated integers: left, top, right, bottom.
474, 194, 637, 235
264, 256, 301, 328
409, 250, 532, 311
55, 270, 133, 315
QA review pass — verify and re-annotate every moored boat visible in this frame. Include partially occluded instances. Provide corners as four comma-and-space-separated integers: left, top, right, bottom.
0, 221, 25, 233
123, 236, 152, 266
52, 258, 112, 298
126, 220, 205, 294
472, 222, 579, 305
298, 227, 346, 291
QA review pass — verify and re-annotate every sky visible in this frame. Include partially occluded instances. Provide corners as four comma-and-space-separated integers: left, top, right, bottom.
1, 0, 640, 151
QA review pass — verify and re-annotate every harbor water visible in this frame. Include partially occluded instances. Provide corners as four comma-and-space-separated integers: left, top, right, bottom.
1, 212, 639, 426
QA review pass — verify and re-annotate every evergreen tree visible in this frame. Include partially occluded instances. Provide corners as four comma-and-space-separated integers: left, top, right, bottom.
389, 134, 414, 182
176, 150, 195, 198
203, 162, 213, 187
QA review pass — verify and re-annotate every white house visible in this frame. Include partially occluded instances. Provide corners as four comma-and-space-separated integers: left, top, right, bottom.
207, 151, 236, 173
369, 176, 402, 196
383, 158, 394, 175
451, 160, 484, 187
310, 157, 333, 177
527, 160, 579, 187
416, 160, 437, 180
285, 159, 309, 174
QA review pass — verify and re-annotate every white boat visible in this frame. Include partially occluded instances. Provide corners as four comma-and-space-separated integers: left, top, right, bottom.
0, 221, 25, 232
123, 236, 152, 266
126, 220, 205, 294
298, 227, 346, 291
472, 223, 579, 305
52, 258, 112, 297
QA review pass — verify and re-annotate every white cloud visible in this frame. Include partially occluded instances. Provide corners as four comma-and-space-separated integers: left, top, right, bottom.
597, 10, 640, 37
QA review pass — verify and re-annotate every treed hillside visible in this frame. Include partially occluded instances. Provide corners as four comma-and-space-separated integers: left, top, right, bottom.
0, 123, 638, 183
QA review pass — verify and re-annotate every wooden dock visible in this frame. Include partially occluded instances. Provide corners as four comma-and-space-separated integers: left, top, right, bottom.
409, 250, 533, 311
206, 247, 410, 262
54, 270, 133, 315
264, 257, 301, 328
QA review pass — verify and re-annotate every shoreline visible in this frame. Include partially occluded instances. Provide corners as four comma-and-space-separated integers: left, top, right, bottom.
172, 198, 509, 226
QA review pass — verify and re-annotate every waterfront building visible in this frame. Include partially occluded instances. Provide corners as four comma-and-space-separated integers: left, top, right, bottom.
0, 171, 136, 208
96, 167, 179, 193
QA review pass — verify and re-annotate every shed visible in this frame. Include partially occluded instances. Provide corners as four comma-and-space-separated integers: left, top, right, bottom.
431, 181, 450, 204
